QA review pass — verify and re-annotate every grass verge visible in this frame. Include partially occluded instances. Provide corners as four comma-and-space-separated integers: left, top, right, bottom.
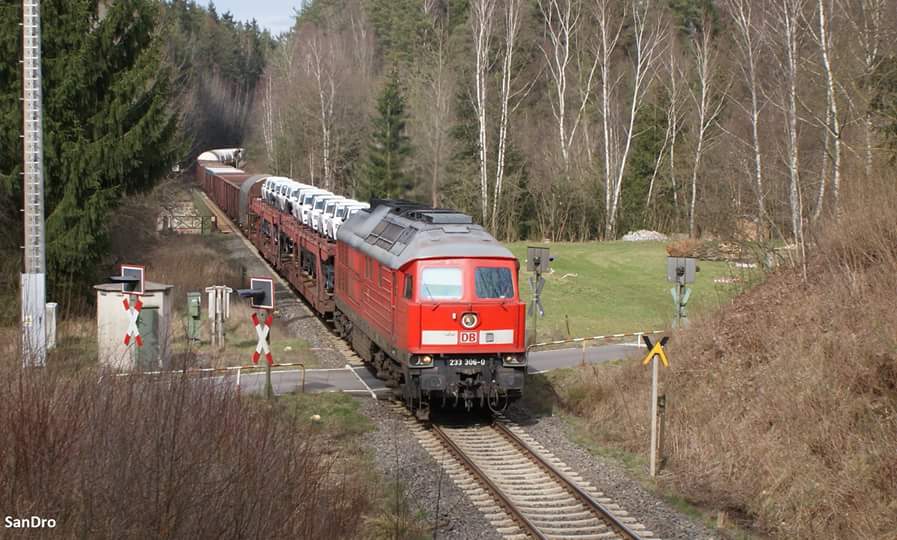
521, 367, 761, 539
506, 241, 760, 340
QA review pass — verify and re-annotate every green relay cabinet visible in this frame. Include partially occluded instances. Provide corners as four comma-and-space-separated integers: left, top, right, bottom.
186, 292, 202, 341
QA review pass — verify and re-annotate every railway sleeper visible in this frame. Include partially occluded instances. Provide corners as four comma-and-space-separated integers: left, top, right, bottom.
539, 526, 614, 535
514, 503, 586, 514
499, 485, 567, 496
526, 510, 594, 520
519, 506, 592, 517
544, 533, 618, 540
514, 495, 584, 512
504, 492, 576, 502
472, 460, 535, 470
490, 472, 555, 482
529, 517, 605, 528
475, 461, 538, 471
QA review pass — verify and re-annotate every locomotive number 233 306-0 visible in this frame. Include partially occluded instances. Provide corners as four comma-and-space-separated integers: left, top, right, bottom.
448, 358, 488, 367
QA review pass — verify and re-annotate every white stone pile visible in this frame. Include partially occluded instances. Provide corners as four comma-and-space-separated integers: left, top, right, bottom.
621, 230, 669, 242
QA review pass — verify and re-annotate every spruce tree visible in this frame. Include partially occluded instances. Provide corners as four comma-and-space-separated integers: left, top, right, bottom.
362, 73, 411, 201
0, 0, 178, 292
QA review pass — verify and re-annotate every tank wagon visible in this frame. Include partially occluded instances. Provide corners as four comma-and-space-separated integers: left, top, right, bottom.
196, 149, 527, 416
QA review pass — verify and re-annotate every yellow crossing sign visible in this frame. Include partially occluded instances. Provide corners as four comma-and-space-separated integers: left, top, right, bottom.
641, 336, 670, 368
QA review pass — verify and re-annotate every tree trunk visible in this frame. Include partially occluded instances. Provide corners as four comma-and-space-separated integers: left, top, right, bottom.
470, 0, 496, 225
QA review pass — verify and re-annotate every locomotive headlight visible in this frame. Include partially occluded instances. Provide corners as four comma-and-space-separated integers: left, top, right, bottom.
461, 312, 479, 329
410, 355, 433, 368
503, 354, 526, 366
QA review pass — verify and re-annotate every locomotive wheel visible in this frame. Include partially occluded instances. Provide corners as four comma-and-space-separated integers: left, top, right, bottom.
372, 350, 387, 380
333, 311, 345, 338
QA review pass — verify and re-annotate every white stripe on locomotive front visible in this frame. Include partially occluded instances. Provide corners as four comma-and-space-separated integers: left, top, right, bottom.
420, 330, 515, 345
421, 330, 459, 345
479, 329, 514, 345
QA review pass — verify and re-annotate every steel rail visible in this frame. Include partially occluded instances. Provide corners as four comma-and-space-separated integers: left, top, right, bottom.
429, 424, 549, 540
493, 421, 644, 540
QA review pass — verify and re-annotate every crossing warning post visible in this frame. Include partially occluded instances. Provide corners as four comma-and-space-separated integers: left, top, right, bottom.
111, 265, 146, 349
642, 335, 670, 477
238, 277, 275, 399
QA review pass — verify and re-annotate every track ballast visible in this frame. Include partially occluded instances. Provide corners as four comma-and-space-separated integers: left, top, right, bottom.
404, 408, 656, 540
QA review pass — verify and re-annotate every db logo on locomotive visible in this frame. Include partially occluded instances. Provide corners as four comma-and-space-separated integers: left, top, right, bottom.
460, 331, 478, 344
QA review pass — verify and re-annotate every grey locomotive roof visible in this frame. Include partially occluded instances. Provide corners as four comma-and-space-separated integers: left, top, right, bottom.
337, 202, 514, 270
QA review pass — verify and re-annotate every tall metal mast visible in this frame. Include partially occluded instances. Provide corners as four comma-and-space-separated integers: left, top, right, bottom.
21, 0, 47, 367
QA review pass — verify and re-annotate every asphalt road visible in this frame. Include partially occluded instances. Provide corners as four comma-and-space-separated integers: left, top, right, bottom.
232, 342, 644, 396
527, 343, 642, 373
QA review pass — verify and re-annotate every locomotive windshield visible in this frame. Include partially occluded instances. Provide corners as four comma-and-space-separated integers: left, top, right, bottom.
420, 267, 463, 300
475, 267, 514, 299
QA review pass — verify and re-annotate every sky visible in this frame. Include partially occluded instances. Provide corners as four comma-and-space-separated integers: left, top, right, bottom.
210, 0, 304, 35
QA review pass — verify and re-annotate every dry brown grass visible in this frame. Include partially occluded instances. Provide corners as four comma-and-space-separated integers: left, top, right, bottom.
561, 174, 897, 538
0, 337, 371, 538
132, 234, 244, 306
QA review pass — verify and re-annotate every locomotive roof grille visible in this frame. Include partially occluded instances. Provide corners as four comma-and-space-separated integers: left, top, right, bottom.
340, 199, 514, 269
370, 199, 473, 224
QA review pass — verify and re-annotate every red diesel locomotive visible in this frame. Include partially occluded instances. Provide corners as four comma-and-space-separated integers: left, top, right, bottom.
334, 200, 527, 414
196, 150, 527, 415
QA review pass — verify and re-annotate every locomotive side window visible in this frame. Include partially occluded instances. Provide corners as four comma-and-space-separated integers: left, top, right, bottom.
404, 275, 413, 299
475, 267, 514, 299
420, 268, 462, 300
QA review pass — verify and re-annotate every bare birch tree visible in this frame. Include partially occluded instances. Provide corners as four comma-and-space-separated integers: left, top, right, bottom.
470, 0, 497, 224
538, 0, 599, 173
809, 0, 842, 219
306, 34, 338, 190
687, 24, 727, 238
415, 13, 454, 207
725, 0, 769, 231
491, 0, 526, 231
646, 43, 684, 213
594, 0, 666, 238
838, 0, 888, 178
771, 0, 807, 246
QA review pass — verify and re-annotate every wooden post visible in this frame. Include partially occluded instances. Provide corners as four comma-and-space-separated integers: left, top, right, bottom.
649, 356, 659, 477
580, 340, 587, 367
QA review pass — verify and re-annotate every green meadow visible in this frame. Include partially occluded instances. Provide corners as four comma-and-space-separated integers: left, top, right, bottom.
506, 241, 757, 341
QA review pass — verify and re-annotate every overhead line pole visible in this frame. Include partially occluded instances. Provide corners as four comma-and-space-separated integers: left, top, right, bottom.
21, 0, 47, 367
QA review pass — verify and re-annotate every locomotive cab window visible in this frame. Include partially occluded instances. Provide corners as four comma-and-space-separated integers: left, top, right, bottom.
420, 267, 462, 300
403, 275, 413, 299
475, 267, 514, 299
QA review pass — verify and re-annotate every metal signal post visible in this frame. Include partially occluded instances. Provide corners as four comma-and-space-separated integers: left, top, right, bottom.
21, 0, 48, 367
526, 247, 551, 347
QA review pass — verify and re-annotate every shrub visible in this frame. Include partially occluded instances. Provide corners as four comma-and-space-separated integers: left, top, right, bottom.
0, 349, 370, 538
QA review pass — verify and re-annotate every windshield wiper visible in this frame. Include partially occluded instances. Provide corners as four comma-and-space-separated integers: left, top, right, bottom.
423, 284, 439, 309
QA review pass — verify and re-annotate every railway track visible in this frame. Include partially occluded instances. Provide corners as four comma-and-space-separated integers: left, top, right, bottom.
199, 182, 653, 538
405, 409, 655, 540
